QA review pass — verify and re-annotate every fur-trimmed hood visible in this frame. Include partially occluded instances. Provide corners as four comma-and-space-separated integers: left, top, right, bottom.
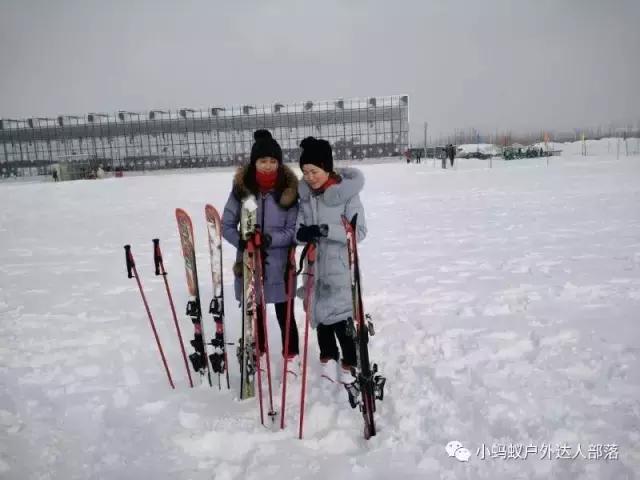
298, 167, 365, 206
231, 164, 299, 209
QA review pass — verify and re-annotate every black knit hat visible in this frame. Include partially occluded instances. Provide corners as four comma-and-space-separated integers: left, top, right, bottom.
250, 129, 282, 164
299, 136, 333, 172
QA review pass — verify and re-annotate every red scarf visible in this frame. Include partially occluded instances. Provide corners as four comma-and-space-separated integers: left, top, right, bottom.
314, 175, 340, 193
256, 170, 278, 193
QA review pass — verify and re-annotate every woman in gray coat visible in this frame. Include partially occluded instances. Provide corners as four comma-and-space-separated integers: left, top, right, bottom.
222, 130, 300, 364
295, 137, 367, 384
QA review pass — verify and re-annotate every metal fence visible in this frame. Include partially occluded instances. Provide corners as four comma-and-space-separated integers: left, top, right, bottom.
0, 95, 409, 178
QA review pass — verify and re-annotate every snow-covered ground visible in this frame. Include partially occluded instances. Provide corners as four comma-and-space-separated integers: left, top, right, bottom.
1, 144, 639, 479
531, 138, 640, 157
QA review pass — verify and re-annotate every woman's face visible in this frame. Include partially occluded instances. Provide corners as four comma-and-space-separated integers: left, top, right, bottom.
255, 157, 279, 173
302, 164, 329, 190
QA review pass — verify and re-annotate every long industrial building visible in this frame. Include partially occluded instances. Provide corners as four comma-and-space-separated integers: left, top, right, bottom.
0, 95, 409, 178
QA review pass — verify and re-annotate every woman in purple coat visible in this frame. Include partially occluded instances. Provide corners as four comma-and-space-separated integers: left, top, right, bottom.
222, 130, 300, 368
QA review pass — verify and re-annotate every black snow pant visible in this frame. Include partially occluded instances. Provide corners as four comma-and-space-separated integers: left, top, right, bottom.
256, 301, 299, 356
449, 156, 455, 167
317, 320, 357, 368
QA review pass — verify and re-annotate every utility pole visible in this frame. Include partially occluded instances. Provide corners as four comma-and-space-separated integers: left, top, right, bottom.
424, 122, 428, 160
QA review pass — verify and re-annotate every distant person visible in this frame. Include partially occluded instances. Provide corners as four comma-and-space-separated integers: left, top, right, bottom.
447, 144, 456, 168
52, 169, 59, 182
416, 149, 422, 164
442, 146, 448, 169
404, 149, 412, 164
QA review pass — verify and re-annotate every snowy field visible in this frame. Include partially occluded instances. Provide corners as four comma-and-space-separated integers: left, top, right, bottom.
1, 145, 640, 479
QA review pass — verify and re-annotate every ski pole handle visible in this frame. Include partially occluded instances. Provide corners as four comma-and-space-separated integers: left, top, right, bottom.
298, 241, 317, 273
153, 238, 162, 276
124, 245, 134, 279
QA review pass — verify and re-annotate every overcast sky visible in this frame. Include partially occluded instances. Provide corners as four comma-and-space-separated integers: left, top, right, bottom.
1, 0, 639, 142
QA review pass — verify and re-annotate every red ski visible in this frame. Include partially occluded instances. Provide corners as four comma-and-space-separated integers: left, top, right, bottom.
205, 204, 231, 390
342, 214, 386, 440
176, 208, 212, 387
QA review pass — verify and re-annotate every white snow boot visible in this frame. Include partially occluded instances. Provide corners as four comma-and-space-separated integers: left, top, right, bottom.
320, 359, 338, 383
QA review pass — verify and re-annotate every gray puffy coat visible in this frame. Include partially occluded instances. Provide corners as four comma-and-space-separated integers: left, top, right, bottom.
222, 165, 299, 303
296, 167, 367, 327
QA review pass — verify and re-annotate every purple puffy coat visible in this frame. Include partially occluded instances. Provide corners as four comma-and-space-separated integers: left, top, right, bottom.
221, 165, 299, 303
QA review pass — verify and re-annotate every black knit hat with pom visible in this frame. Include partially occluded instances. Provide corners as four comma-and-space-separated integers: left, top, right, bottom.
299, 136, 333, 172
250, 129, 282, 165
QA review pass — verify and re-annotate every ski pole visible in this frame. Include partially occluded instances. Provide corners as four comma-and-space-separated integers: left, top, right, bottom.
298, 243, 316, 439
280, 247, 297, 430
124, 245, 175, 389
153, 239, 194, 388
255, 231, 276, 423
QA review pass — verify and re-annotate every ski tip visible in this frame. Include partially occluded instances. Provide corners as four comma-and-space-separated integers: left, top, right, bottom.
242, 195, 258, 211
176, 208, 195, 228
205, 204, 222, 223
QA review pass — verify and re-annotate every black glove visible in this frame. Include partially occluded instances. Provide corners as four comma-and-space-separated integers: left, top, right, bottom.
296, 224, 328, 243
261, 233, 272, 249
